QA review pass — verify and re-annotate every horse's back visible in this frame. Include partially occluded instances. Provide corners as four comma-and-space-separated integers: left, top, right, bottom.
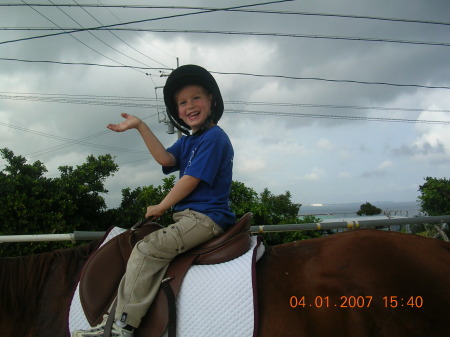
257, 229, 450, 337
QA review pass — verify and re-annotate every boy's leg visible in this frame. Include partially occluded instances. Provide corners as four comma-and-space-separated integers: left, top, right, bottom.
115, 210, 223, 328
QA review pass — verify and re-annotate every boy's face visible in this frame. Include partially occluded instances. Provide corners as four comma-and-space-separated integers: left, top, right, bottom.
176, 85, 213, 133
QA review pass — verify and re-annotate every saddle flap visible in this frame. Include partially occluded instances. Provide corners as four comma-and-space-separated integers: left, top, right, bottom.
79, 223, 162, 326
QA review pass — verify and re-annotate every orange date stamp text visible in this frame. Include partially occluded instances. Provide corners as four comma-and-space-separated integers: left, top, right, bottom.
289, 295, 423, 309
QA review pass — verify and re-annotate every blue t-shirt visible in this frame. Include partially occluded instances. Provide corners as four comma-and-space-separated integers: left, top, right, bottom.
162, 126, 236, 230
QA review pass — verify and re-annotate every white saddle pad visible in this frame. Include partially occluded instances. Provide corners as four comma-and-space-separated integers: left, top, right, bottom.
69, 227, 264, 337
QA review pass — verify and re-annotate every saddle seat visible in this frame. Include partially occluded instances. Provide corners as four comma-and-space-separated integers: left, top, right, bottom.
79, 212, 253, 337
187, 211, 253, 264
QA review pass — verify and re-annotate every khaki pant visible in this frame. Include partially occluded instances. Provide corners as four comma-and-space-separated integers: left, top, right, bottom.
115, 209, 224, 328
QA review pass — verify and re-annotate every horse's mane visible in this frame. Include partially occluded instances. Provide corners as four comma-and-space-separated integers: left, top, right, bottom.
0, 241, 98, 316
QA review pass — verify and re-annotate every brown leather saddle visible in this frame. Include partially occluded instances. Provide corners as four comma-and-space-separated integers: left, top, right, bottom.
79, 212, 253, 337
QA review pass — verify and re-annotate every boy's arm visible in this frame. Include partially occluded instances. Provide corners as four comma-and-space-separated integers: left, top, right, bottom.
107, 113, 176, 167
135, 122, 176, 167
145, 175, 201, 219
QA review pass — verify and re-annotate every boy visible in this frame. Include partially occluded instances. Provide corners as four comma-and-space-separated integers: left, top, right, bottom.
73, 65, 236, 337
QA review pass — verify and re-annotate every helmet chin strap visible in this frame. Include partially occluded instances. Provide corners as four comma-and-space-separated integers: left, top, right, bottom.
192, 112, 215, 136
167, 109, 190, 136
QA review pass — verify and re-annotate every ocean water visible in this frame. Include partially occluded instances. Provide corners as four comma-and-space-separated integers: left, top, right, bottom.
299, 201, 422, 219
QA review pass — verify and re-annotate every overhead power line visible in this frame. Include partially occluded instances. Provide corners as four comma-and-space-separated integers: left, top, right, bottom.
93, 0, 172, 68
25, 130, 110, 158
70, 0, 168, 69
0, 0, 293, 46
0, 59, 449, 91
23, 112, 159, 159
0, 121, 149, 154
20, 0, 148, 74
226, 109, 450, 125
2, 91, 450, 113
211, 70, 450, 90
1, 92, 449, 125
0, 92, 163, 108
192, 67, 441, 90
1, 4, 449, 27
3, 27, 449, 49
227, 100, 450, 113
104, 29, 450, 49
0, 57, 169, 72
212, 9, 450, 27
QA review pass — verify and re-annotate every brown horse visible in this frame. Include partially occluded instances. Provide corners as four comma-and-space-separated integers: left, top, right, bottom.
1, 229, 449, 337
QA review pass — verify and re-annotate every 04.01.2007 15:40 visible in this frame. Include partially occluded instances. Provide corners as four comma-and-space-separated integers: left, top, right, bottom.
289, 295, 423, 309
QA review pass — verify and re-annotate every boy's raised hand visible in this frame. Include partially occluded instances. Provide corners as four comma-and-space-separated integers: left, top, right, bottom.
107, 113, 142, 132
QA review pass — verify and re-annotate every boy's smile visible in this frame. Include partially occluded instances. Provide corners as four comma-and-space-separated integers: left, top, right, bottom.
176, 85, 213, 133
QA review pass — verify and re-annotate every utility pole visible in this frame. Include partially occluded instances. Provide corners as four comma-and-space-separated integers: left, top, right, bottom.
155, 57, 181, 138
175, 57, 182, 139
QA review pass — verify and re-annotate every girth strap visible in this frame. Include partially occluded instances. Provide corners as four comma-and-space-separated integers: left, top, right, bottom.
140, 253, 198, 337
103, 299, 117, 337
102, 281, 178, 337
161, 279, 177, 337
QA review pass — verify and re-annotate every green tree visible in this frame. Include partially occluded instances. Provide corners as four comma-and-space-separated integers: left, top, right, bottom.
230, 182, 303, 225
0, 149, 61, 233
57, 154, 119, 231
229, 181, 263, 219
0, 148, 118, 256
418, 177, 450, 216
356, 202, 382, 216
415, 177, 450, 238
230, 182, 322, 245
111, 176, 176, 227
257, 188, 322, 245
258, 188, 300, 225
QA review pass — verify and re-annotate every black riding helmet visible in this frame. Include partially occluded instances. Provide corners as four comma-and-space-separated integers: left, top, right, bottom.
163, 65, 224, 135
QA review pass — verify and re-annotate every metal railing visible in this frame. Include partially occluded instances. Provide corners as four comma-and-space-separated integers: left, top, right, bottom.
0, 231, 105, 243
252, 215, 450, 232
1, 215, 449, 243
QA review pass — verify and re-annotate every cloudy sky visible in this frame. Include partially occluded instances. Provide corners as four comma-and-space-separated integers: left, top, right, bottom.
1, 0, 449, 210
